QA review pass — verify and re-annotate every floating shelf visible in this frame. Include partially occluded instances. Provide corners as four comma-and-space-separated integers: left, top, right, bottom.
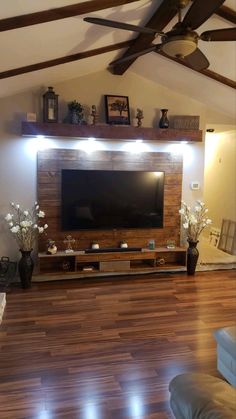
21, 122, 202, 142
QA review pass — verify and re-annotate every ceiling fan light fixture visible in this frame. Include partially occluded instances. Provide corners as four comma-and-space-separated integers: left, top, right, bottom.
161, 35, 198, 58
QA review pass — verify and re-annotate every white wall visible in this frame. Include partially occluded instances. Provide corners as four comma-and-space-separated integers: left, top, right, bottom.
0, 69, 227, 260
204, 127, 236, 231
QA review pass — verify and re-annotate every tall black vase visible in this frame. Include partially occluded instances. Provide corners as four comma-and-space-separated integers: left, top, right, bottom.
18, 250, 34, 289
159, 109, 169, 128
187, 240, 199, 275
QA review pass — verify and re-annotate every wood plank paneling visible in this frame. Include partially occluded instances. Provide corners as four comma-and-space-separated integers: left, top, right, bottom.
38, 149, 182, 252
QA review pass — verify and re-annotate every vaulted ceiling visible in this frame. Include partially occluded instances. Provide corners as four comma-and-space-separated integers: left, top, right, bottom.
0, 0, 235, 120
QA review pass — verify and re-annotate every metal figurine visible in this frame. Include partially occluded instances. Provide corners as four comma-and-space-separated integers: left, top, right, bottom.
63, 235, 76, 253
136, 108, 144, 127
91, 105, 98, 125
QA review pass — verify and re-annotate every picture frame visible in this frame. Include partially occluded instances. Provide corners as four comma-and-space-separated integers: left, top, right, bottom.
105, 95, 130, 125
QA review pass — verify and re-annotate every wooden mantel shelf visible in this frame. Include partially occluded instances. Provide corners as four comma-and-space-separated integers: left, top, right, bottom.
21, 122, 202, 142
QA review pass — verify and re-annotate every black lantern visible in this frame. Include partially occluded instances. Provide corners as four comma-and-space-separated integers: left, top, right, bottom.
43, 87, 58, 123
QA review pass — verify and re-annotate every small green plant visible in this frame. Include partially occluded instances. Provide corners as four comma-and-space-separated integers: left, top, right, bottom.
68, 100, 83, 114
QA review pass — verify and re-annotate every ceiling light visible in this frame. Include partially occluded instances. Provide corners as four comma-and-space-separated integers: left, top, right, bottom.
161, 33, 198, 58
206, 128, 215, 133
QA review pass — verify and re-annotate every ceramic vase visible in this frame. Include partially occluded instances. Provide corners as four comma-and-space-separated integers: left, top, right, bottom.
18, 250, 34, 289
159, 109, 169, 128
187, 240, 199, 275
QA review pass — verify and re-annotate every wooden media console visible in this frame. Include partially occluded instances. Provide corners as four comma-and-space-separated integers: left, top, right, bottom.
34, 247, 187, 282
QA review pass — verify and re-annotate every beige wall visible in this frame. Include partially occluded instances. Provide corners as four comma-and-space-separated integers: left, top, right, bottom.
204, 127, 236, 231
0, 69, 232, 259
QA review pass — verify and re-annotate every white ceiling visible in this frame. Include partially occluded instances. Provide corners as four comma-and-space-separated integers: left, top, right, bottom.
0, 0, 235, 120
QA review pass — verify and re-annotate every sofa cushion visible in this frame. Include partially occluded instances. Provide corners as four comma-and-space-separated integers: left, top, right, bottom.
214, 326, 236, 359
169, 373, 236, 419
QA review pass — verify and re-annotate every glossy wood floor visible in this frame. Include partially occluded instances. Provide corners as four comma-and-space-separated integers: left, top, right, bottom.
0, 270, 235, 419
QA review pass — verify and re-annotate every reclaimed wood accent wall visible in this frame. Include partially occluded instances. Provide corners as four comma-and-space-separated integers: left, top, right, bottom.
37, 149, 183, 252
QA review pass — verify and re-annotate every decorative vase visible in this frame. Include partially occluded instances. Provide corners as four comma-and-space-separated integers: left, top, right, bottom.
71, 110, 79, 124
159, 109, 169, 128
187, 240, 199, 275
18, 250, 34, 289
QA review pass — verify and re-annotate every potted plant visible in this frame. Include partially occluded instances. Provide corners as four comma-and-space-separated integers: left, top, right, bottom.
67, 100, 84, 124
5, 202, 48, 288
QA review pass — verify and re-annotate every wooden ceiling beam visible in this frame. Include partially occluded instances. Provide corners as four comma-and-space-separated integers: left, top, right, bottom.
0, 0, 138, 32
156, 50, 236, 90
0, 41, 133, 79
215, 5, 236, 24
111, 0, 178, 75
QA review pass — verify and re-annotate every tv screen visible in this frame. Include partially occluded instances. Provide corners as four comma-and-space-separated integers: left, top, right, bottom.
61, 170, 164, 230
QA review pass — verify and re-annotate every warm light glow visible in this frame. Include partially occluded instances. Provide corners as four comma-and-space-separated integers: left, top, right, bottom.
83, 403, 98, 419
162, 36, 197, 58
38, 411, 51, 419
75, 139, 105, 152
122, 141, 150, 153
154, 171, 162, 177
24, 137, 56, 159
129, 395, 144, 417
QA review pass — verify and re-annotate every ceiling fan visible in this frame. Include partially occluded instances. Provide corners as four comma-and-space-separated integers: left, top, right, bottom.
84, 0, 236, 71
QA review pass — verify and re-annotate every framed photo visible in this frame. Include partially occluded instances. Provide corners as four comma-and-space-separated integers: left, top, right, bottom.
105, 95, 130, 125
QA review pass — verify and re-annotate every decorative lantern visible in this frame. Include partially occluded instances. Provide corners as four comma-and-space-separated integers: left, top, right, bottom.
43, 87, 58, 123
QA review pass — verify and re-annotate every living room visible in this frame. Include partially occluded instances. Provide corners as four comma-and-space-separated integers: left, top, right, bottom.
0, 1, 236, 417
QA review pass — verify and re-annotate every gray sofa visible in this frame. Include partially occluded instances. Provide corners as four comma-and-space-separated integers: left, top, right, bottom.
169, 373, 236, 419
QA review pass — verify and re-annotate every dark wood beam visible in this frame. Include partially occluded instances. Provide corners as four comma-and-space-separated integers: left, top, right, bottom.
156, 50, 236, 90
215, 5, 236, 24
111, 0, 178, 75
0, 41, 133, 79
0, 0, 138, 32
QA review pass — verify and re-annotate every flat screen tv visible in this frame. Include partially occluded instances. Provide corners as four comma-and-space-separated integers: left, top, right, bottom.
61, 170, 164, 230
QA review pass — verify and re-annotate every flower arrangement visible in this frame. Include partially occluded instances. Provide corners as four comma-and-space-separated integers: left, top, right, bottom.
179, 200, 212, 242
5, 202, 48, 251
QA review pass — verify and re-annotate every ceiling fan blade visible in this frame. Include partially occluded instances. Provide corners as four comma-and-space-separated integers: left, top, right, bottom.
182, 0, 225, 30
109, 45, 161, 66
183, 48, 209, 71
200, 27, 236, 41
84, 17, 163, 35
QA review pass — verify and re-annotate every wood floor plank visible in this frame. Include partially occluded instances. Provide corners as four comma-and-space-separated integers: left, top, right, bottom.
0, 270, 235, 418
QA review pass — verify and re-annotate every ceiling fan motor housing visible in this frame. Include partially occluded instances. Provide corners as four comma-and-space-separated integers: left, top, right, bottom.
161, 31, 198, 58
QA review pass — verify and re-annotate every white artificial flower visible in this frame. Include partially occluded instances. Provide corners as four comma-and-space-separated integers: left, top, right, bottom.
38, 227, 44, 233
23, 210, 29, 216
179, 209, 185, 215
204, 208, 208, 213
34, 224, 38, 229
37, 210, 45, 218
16, 204, 20, 209
36, 205, 39, 210
35, 201, 38, 205
5, 213, 13, 221
189, 215, 197, 224
21, 228, 27, 233
9, 222, 13, 227
11, 225, 20, 233
44, 224, 48, 229
195, 206, 201, 212
206, 218, 212, 224
11, 202, 15, 206
183, 222, 189, 229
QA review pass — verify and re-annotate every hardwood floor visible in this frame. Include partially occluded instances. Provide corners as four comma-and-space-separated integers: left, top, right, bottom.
0, 270, 235, 418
